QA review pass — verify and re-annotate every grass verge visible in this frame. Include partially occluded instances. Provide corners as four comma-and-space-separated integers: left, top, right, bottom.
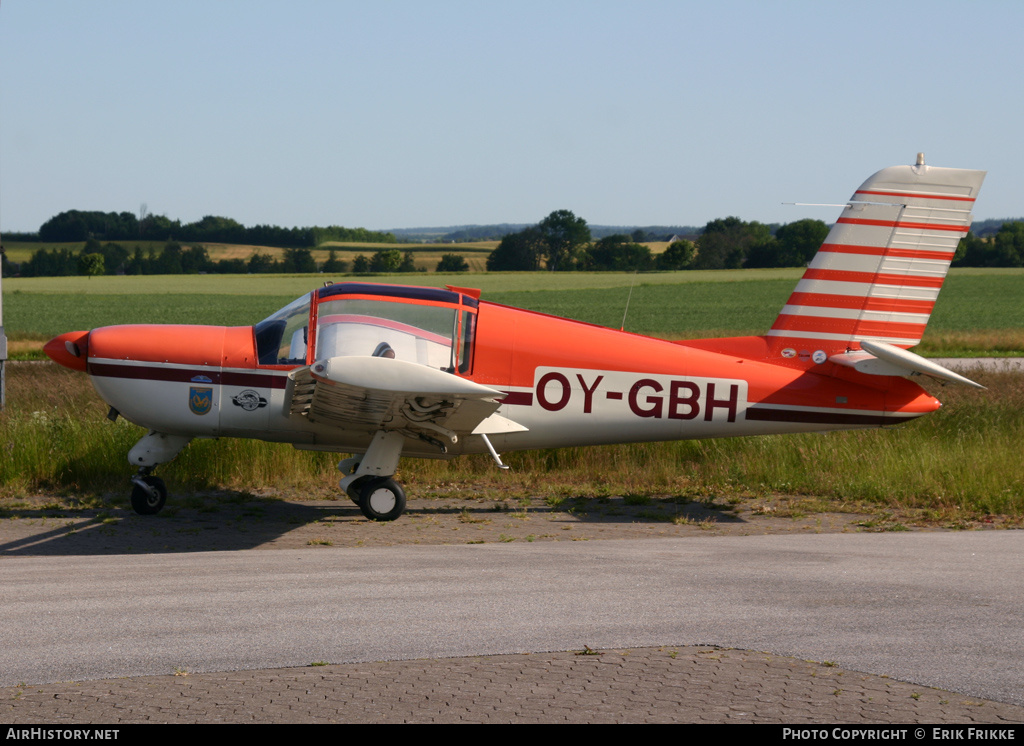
2, 364, 1021, 520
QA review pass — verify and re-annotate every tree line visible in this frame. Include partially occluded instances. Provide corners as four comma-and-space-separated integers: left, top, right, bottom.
10, 238, 471, 278
486, 210, 831, 271
8, 209, 396, 247
487, 210, 1024, 271
8, 209, 1024, 278
953, 223, 1024, 267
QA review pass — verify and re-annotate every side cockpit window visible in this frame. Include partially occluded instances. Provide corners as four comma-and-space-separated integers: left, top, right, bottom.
458, 309, 475, 374
254, 293, 312, 366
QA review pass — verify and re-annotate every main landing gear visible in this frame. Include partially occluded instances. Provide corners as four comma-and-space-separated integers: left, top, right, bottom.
338, 431, 408, 522
344, 475, 407, 521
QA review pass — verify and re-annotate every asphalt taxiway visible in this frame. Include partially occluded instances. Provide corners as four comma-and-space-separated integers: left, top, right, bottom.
2, 531, 1022, 722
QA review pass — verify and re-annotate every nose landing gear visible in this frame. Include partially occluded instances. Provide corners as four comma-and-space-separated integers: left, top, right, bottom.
125, 431, 190, 516
130, 471, 167, 515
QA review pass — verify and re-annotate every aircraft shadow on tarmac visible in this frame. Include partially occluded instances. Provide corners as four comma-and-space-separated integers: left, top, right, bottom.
0, 492, 748, 556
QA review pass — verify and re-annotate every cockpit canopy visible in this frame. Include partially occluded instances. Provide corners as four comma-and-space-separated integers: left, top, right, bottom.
254, 283, 479, 374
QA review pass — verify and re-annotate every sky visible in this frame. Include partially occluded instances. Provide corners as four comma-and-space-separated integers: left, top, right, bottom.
1, 0, 1021, 234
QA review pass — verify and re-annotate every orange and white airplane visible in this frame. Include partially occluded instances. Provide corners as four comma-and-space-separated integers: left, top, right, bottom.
45, 156, 985, 521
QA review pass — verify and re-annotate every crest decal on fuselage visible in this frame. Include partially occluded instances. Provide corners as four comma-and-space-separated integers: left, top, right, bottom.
189, 375, 213, 415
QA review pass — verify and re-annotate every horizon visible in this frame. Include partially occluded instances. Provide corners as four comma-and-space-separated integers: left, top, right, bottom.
2, 2, 1021, 233
6, 213, 1024, 242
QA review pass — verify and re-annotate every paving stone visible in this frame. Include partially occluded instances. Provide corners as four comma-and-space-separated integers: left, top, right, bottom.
2, 646, 1023, 724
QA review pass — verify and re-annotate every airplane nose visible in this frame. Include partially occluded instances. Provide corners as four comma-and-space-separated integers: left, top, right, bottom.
44, 331, 90, 372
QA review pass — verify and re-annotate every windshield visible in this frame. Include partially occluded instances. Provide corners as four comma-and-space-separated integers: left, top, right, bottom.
254, 293, 312, 365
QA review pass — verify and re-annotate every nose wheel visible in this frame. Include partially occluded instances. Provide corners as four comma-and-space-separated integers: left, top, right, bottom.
130, 474, 167, 515
125, 431, 189, 516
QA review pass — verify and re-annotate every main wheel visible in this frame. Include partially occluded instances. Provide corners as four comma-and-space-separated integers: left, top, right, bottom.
357, 478, 407, 521
130, 476, 167, 515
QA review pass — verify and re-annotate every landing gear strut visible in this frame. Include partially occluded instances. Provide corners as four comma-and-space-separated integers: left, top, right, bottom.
338, 457, 364, 505
338, 431, 409, 522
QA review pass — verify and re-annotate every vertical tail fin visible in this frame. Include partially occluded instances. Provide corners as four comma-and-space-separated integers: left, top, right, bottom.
767, 156, 985, 355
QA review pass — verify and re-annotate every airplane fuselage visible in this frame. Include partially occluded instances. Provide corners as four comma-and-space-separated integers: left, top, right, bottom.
49, 296, 939, 460
42, 159, 983, 520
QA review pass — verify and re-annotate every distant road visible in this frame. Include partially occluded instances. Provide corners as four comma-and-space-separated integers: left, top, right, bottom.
932, 358, 1024, 372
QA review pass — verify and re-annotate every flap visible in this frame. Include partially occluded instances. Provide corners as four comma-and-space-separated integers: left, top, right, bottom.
284, 356, 528, 439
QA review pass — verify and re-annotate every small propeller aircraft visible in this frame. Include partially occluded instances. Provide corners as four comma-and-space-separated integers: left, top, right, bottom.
45, 155, 985, 521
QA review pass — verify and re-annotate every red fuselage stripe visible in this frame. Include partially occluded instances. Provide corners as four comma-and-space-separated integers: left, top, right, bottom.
745, 408, 919, 426
87, 362, 290, 389
500, 391, 534, 406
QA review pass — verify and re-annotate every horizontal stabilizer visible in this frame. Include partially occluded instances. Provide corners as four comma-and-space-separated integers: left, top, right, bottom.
830, 340, 985, 389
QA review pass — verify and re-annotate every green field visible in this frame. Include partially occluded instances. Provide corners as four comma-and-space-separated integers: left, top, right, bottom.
5, 267, 1024, 357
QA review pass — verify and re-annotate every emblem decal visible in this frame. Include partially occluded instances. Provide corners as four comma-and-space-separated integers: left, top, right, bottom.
189, 386, 213, 415
812, 350, 827, 365
781, 348, 796, 359
232, 390, 268, 411
189, 375, 214, 415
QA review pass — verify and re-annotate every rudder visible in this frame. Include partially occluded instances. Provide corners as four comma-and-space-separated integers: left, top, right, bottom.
767, 155, 985, 356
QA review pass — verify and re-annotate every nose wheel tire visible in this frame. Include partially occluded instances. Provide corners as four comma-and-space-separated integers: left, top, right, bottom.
130, 476, 167, 515
357, 478, 406, 521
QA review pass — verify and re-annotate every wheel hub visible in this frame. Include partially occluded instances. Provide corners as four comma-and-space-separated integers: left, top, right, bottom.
367, 487, 397, 514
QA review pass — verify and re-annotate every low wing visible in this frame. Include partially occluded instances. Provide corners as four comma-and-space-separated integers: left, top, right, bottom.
285, 356, 527, 448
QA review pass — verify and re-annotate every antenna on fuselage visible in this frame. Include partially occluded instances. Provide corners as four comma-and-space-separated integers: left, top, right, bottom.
620, 271, 638, 332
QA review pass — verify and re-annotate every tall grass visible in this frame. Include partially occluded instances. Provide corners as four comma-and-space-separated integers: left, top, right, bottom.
3, 364, 1022, 515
